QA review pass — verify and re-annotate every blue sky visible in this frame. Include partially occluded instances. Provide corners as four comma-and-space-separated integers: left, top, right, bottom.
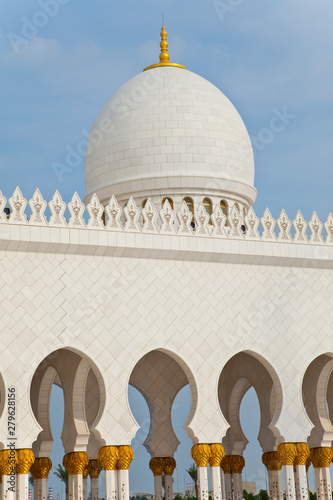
1, 0, 332, 497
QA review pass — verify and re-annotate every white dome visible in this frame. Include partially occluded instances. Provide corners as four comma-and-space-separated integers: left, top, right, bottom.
84, 66, 256, 208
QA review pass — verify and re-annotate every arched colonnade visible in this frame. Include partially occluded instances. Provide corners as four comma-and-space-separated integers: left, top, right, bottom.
0, 349, 333, 500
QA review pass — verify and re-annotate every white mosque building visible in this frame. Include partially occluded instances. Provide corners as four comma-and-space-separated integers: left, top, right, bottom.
1, 23, 333, 500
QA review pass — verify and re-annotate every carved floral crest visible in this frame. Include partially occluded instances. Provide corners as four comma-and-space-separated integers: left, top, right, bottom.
49, 190, 67, 226
68, 192, 86, 227
8, 187, 28, 224
142, 199, 158, 232
177, 201, 193, 235
29, 188, 48, 225
276, 209, 292, 242
124, 197, 141, 232
86, 193, 105, 229
160, 198, 176, 234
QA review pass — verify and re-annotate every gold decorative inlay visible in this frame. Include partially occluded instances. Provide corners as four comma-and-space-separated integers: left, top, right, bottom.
98, 446, 119, 471
191, 444, 211, 467
16, 449, 35, 475
209, 444, 225, 467
277, 443, 297, 466
143, 23, 186, 72
149, 457, 165, 476
310, 447, 333, 468
117, 445, 134, 470
63, 452, 89, 475
88, 459, 102, 479
164, 457, 176, 476
30, 457, 52, 479
0, 449, 17, 476
262, 452, 282, 471
294, 443, 310, 466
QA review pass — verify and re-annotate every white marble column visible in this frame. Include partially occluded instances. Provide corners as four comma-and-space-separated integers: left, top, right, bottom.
104, 469, 118, 500
221, 456, 232, 500
30, 457, 52, 500
149, 458, 164, 500
209, 444, 224, 500
83, 475, 88, 500
117, 446, 134, 500
277, 443, 297, 500
229, 456, 245, 500
310, 447, 333, 500
16, 449, 35, 500
262, 451, 283, 500
294, 443, 310, 500
63, 452, 89, 500
1, 474, 16, 500
294, 465, 308, 500
88, 459, 102, 500
98, 446, 120, 500
191, 445, 211, 500
164, 457, 176, 500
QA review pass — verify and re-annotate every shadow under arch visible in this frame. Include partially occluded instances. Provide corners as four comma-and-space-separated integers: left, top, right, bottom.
218, 350, 283, 454
302, 353, 333, 448
128, 347, 198, 457
30, 347, 106, 456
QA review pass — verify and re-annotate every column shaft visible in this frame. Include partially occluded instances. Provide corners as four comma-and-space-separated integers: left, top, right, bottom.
321, 467, 332, 500
314, 467, 332, 500
105, 469, 118, 500
1, 475, 16, 500
118, 469, 129, 500
210, 466, 222, 500
197, 466, 209, 500
294, 465, 308, 500
83, 477, 88, 500
68, 474, 84, 499
225, 474, 233, 500
284, 464, 296, 500
154, 475, 163, 500
233, 473, 243, 500
91, 477, 99, 500
34, 478, 48, 500
17, 474, 29, 500
268, 470, 283, 500
165, 475, 173, 500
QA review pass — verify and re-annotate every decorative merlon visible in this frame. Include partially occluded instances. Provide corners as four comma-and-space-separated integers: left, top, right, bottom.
0, 188, 332, 246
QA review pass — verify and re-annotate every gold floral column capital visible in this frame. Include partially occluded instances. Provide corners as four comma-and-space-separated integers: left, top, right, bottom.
0, 449, 17, 475
262, 452, 282, 471
230, 455, 245, 474
149, 457, 165, 476
117, 445, 134, 470
310, 447, 333, 468
63, 452, 89, 475
221, 456, 232, 474
30, 457, 52, 479
164, 457, 176, 476
209, 444, 225, 467
191, 444, 211, 467
88, 459, 102, 479
294, 443, 310, 466
16, 449, 35, 474
83, 465, 89, 480
277, 443, 297, 466
98, 446, 119, 471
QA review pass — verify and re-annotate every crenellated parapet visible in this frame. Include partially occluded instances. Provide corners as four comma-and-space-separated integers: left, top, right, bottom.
0, 187, 332, 246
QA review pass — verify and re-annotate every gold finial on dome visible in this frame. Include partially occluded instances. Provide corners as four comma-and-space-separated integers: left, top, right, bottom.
143, 22, 187, 72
